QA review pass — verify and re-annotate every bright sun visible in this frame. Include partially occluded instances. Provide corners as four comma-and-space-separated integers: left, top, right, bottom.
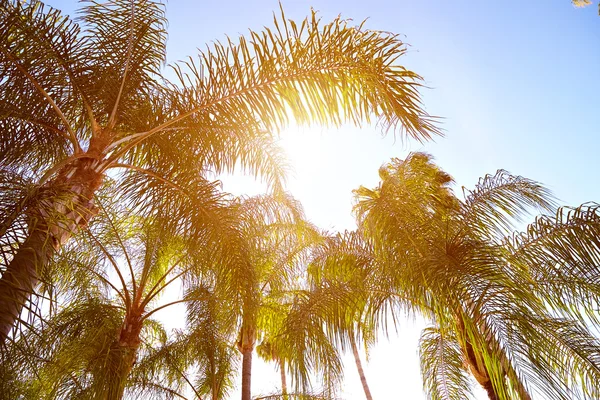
221, 122, 405, 231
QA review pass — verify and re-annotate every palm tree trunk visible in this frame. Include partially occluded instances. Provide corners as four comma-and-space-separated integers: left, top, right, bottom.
463, 337, 499, 400
107, 346, 138, 400
241, 348, 253, 400
462, 302, 533, 400
280, 359, 288, 399
108, 312, 144, 400
0, 229, 53, 339
0, 157, 103, 342
481, 381, 499, 400
349, 334, 373, 400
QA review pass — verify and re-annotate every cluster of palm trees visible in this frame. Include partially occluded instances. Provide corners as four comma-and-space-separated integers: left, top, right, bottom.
1, 1, 600, 399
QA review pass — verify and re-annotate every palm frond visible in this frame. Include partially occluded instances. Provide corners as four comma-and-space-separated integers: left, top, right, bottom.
272, 289, 345, 395
419, 326, 474, 400
107, 7, 440, 169
79, 0, 167, 125
0, 1, 86, 167
503, 313, 600, 400
505, 203, 600, 324
462, 170, 556, 240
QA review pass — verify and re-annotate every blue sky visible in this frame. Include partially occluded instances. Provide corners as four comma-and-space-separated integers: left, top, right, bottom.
47, 1, 600, 398
50, 0, 600, 212
157, 0, 600, 201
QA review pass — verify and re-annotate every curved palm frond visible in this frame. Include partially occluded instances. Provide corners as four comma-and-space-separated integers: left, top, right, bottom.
419, 326, 474, 400
505, 203, 600, 325
0, 1, 84, 167
461, 170, 556, 241
79, 0, 167, 127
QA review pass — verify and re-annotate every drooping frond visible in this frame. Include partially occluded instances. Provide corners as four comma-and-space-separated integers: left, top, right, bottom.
106, 7, 441, 170
308, 230, 375, 288
354, 153, 455, 253
505, 203, 600, 324
501, 313, 600, 400
119, 106, 292, 189
0, 170, 36, 274
272, 288, 346, 395
128, 334, 193, 400
184, 284, 239, 399
116, 165, 228, 241
462, 170, 556, 241
179, 8, 439, 136
419, 326, 474, 400
12, 299, 125, 399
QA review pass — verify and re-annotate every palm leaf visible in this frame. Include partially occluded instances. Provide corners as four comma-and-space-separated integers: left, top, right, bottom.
419, 326, 474, 400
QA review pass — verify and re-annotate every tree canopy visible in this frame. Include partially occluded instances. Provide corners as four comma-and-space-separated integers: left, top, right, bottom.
1, 1, 600, 400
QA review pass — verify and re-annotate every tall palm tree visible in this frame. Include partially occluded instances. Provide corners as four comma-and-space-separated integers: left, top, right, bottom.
195, 193, 321, 400
354, 153, 600, 400
0, 0, 440, 341
257, 229, 382, 400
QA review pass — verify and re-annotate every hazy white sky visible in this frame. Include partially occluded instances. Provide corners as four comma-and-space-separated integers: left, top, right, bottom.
49, 1, 600, 398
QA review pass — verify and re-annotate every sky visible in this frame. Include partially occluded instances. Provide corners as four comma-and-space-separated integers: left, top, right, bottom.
47, 1, 600, 399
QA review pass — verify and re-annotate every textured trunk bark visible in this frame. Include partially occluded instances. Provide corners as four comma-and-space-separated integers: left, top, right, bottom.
108, 311, 143, 400
0, 156, 103, 342
482, 380, 500, 400
241, 348, 253, 400
0, 228, 53, 339
107, 346, 138, 400
350, 334, 374, 400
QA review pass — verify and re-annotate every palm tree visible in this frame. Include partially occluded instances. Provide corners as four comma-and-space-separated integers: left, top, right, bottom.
354, 153, 600, 400
256, 341, 289, 398
183, 286, 238, 400
194, 193, 322, 400
0, 202, 227, 399
307, 231, 377, 400
0, 0, 440, 341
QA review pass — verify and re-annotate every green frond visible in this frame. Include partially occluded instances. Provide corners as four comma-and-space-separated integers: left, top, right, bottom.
419, 326, 474, 400
308, 230, 375, 287
505, 203, 600, 324
115, 164, 236, 252
273, 289, 345, 394
354, 153, 455, 257
78, 0, 167, 125
182, 284, 240, 399
0, 1, 85, 167
121, 112, 291, 189
0, 170, 37, 271
130, 337, 197, 399
503, 314, 600, 400
462, 170, 556, 240
163, 8, 439, 138
14, 299, 125, 399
